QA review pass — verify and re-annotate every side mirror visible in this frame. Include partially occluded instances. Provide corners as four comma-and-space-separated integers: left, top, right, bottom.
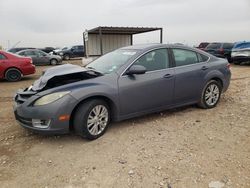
126, 65, 146, 75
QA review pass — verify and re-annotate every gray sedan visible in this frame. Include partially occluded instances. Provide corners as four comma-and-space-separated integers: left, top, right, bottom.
17, 49, 62, 65
14, 44, 231, 140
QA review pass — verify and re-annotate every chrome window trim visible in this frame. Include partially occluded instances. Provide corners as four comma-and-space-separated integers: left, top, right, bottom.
120, 47, 210, 77
120, 47, 170, 77
171, 48, 210, 67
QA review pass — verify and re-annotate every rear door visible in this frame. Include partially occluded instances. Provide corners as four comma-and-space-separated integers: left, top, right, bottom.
37, 51, 50, 65
23, 51, 39, 65
171, 48, 210, 104
75, 46, 84, 57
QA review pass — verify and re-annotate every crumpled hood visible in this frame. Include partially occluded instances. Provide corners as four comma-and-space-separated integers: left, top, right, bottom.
32, 64, 89, 91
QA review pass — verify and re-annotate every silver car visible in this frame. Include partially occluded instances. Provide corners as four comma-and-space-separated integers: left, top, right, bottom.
14, 44, 231, 140
17, 49, 62, 65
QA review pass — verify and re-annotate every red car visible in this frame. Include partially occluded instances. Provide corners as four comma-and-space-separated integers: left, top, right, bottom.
0, 50, 35, 81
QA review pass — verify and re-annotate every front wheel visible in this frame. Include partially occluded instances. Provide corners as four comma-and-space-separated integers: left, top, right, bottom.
63, 54, 70, 60
198, 80, 222, 109
50, 59, 58, 65
74, 100, 110, 140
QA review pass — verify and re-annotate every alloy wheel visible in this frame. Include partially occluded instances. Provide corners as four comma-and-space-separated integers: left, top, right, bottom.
87, 105, 109, 136
205, 84, 220, 106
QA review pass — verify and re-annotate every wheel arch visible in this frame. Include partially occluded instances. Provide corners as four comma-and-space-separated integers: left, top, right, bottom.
69, 95, 118, 131
50, 58, 58, 64
209, 77, 223, 88
204, 70, 224, 89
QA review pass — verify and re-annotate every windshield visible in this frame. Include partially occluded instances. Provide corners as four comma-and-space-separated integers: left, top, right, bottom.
86, 49, 138, 74
62, 47, 69, 50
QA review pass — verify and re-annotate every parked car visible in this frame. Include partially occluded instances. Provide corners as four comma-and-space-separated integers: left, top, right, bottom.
14, 44, 231, 140
54, 45, 85, 60
204, 42, 234, 62
0, 50, 35, 81
17, 49, 62, 65
8, 47, 35, 53
197, 42, 210, 50
231, 41, 250, 65
50, 47, 68, 55
39, 47, 55, 54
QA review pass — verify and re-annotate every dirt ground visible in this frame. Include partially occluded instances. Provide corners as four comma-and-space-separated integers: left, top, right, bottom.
0, 60, 249, 188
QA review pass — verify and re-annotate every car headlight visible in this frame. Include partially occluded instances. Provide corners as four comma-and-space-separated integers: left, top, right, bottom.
34, 91, 70, 106
59, 52, 64, 56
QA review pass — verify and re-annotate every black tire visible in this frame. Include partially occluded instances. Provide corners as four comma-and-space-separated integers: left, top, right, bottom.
50, 59, 58, 65
63, 54, 70, 60
5, 68, 22, 82
234, 61, 241, 65
73, 99, 110, 140
198, 80, 222, 109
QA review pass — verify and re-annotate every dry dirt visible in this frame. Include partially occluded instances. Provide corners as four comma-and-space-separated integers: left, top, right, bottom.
0, 60, 249, 188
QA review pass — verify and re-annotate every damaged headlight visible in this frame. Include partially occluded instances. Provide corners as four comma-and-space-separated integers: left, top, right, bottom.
34, 91, 70, 106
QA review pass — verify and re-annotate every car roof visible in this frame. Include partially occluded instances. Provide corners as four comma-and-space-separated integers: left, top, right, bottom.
120, 43, 194, 51
17, 49, 44, 53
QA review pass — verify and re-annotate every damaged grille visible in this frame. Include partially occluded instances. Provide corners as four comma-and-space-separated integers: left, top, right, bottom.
14, 111, 33, 127
15, 88, 37, 104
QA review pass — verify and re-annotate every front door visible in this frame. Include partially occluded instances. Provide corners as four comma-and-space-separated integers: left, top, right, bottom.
118, 48, 175, 116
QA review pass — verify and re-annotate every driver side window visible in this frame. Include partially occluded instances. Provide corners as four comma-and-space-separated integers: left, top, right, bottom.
134, 49, 169, 72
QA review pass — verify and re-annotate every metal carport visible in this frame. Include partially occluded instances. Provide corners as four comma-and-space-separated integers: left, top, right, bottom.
83, 26, 163, 57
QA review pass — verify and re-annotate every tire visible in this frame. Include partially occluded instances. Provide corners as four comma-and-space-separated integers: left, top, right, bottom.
63, 54, 70, 60
198, 80, 222, 109
50, 59, 58, 65
73, 99, 110, 140
234, 61, 241, 65
5, 68, 22, 82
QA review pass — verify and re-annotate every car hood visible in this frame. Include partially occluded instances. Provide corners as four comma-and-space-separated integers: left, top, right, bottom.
32, 64, 99, 91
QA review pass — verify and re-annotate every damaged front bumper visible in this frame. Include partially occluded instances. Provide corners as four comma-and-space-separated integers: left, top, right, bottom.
14, 88, 78, 134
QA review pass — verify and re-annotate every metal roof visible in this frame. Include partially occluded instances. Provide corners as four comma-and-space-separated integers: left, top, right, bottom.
87, 26, 162, 35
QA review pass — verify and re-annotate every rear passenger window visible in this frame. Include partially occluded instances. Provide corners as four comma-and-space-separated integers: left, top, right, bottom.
0, 54, 6, 60
172, 49, 199, 67
197, 53, 209, 62
223, 43, 234, 49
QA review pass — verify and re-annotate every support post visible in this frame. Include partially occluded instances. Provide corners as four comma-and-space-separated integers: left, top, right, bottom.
160, 28, 163, 43
130, 34, 133, 45
99, 27, 103, 55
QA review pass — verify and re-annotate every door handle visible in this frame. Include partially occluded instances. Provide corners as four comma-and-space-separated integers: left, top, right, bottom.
163, 74, 173, 78
201, 66, 208, 70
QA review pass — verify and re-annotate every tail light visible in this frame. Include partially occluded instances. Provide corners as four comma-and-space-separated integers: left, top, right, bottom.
226, 63, 231, 69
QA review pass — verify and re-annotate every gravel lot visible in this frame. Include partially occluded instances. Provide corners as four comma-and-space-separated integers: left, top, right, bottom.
0, 60, 249, 188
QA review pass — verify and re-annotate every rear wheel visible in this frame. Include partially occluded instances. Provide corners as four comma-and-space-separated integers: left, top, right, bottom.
50, 59, 58, 65
5, 68, 22, 82
74, 99, 110, 140
63, 54, 70, 60
198, 80, 222, 109
234, 61, 241, 65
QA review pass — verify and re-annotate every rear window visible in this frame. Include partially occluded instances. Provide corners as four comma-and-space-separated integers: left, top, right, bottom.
223, 43, 234, 49
198, 43, 209, 48
206, 43, 221, 49
0, 54, 7, 60
197, 53, 209, 62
